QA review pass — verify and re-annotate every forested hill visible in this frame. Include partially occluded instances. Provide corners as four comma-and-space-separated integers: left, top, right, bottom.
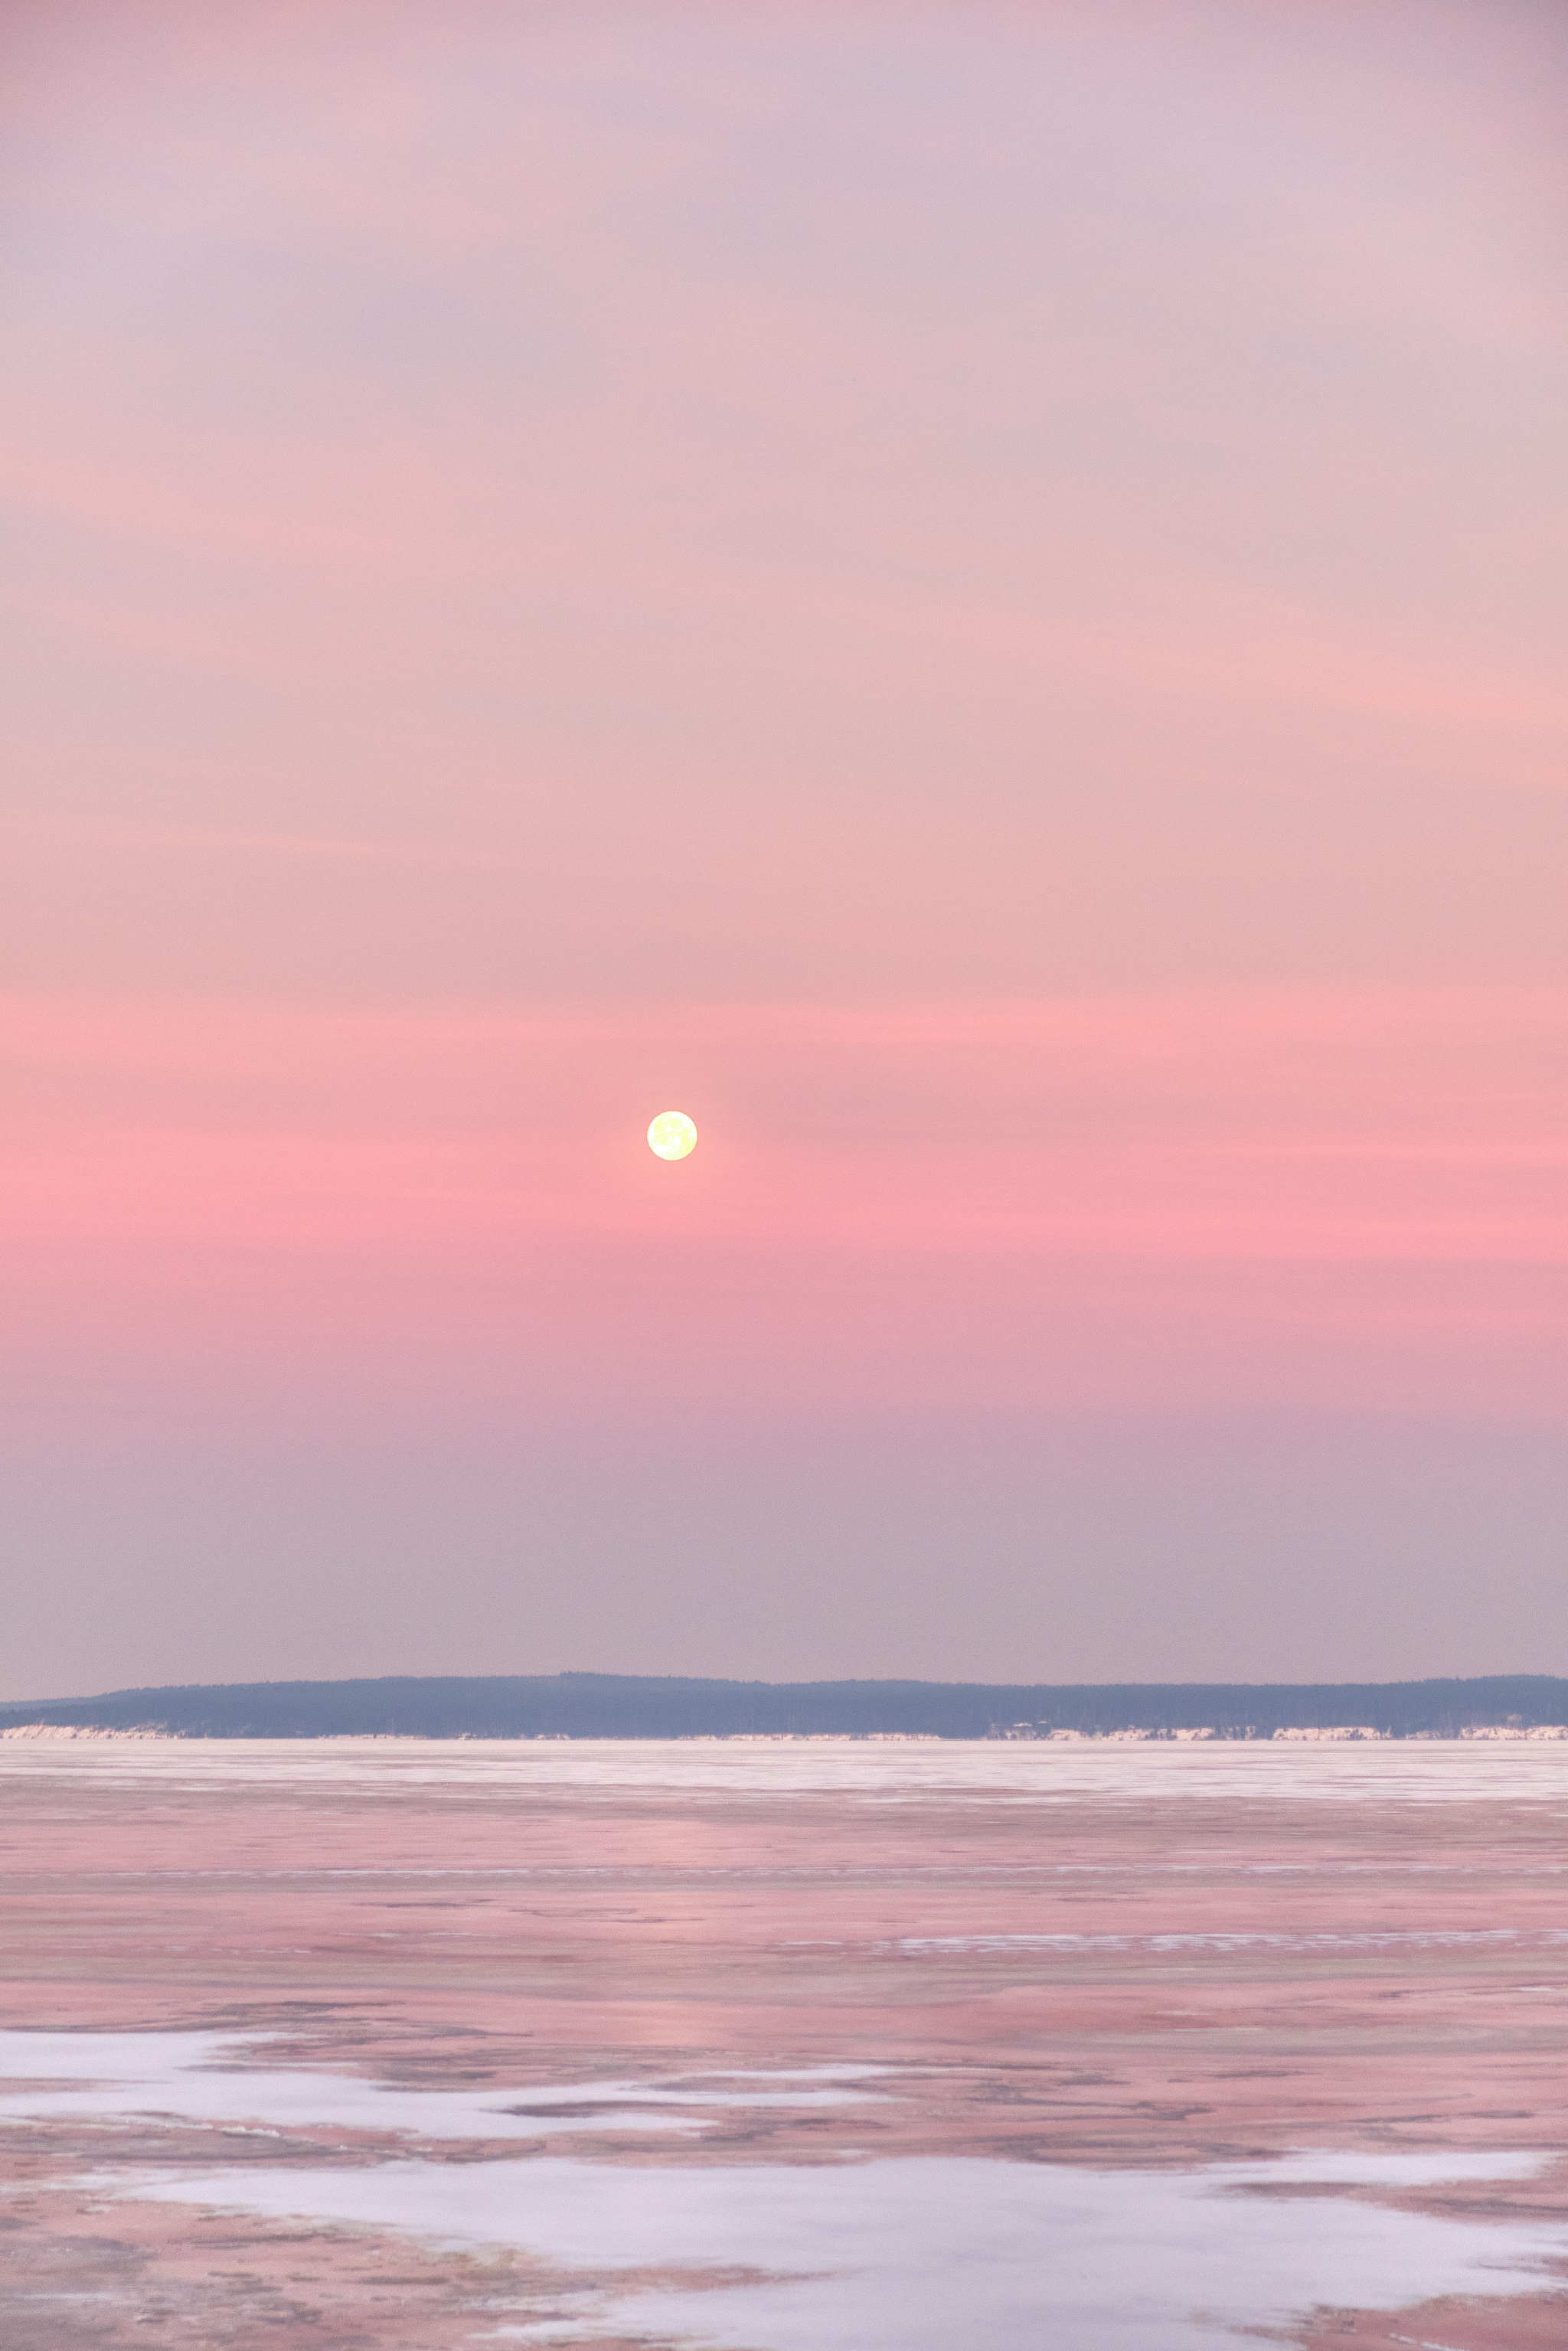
2, 1673, 1566, 1739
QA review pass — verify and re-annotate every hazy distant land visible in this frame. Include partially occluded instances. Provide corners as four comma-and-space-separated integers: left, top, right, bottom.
2, 1671, 1566, 1740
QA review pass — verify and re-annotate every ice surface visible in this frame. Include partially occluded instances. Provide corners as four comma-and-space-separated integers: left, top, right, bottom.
0, 2031, 879, 2143
4, 1733, 1568, 1803
11, 2026, 1565, 2351
112, 2145, 1567, 2351
8, 1736, 1568, 2348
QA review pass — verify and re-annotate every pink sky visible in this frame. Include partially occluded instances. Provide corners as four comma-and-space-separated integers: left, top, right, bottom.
2, 2, 1566, 1695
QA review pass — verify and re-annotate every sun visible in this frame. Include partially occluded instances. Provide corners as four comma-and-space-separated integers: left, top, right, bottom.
647, 1109, 697, 1161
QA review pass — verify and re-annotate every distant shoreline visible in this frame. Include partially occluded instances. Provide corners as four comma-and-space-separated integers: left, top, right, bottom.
5, 1675, 1568, 1749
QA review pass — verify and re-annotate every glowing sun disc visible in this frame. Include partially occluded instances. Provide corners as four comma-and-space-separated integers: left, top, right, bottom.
647, 1110, 697, 1161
